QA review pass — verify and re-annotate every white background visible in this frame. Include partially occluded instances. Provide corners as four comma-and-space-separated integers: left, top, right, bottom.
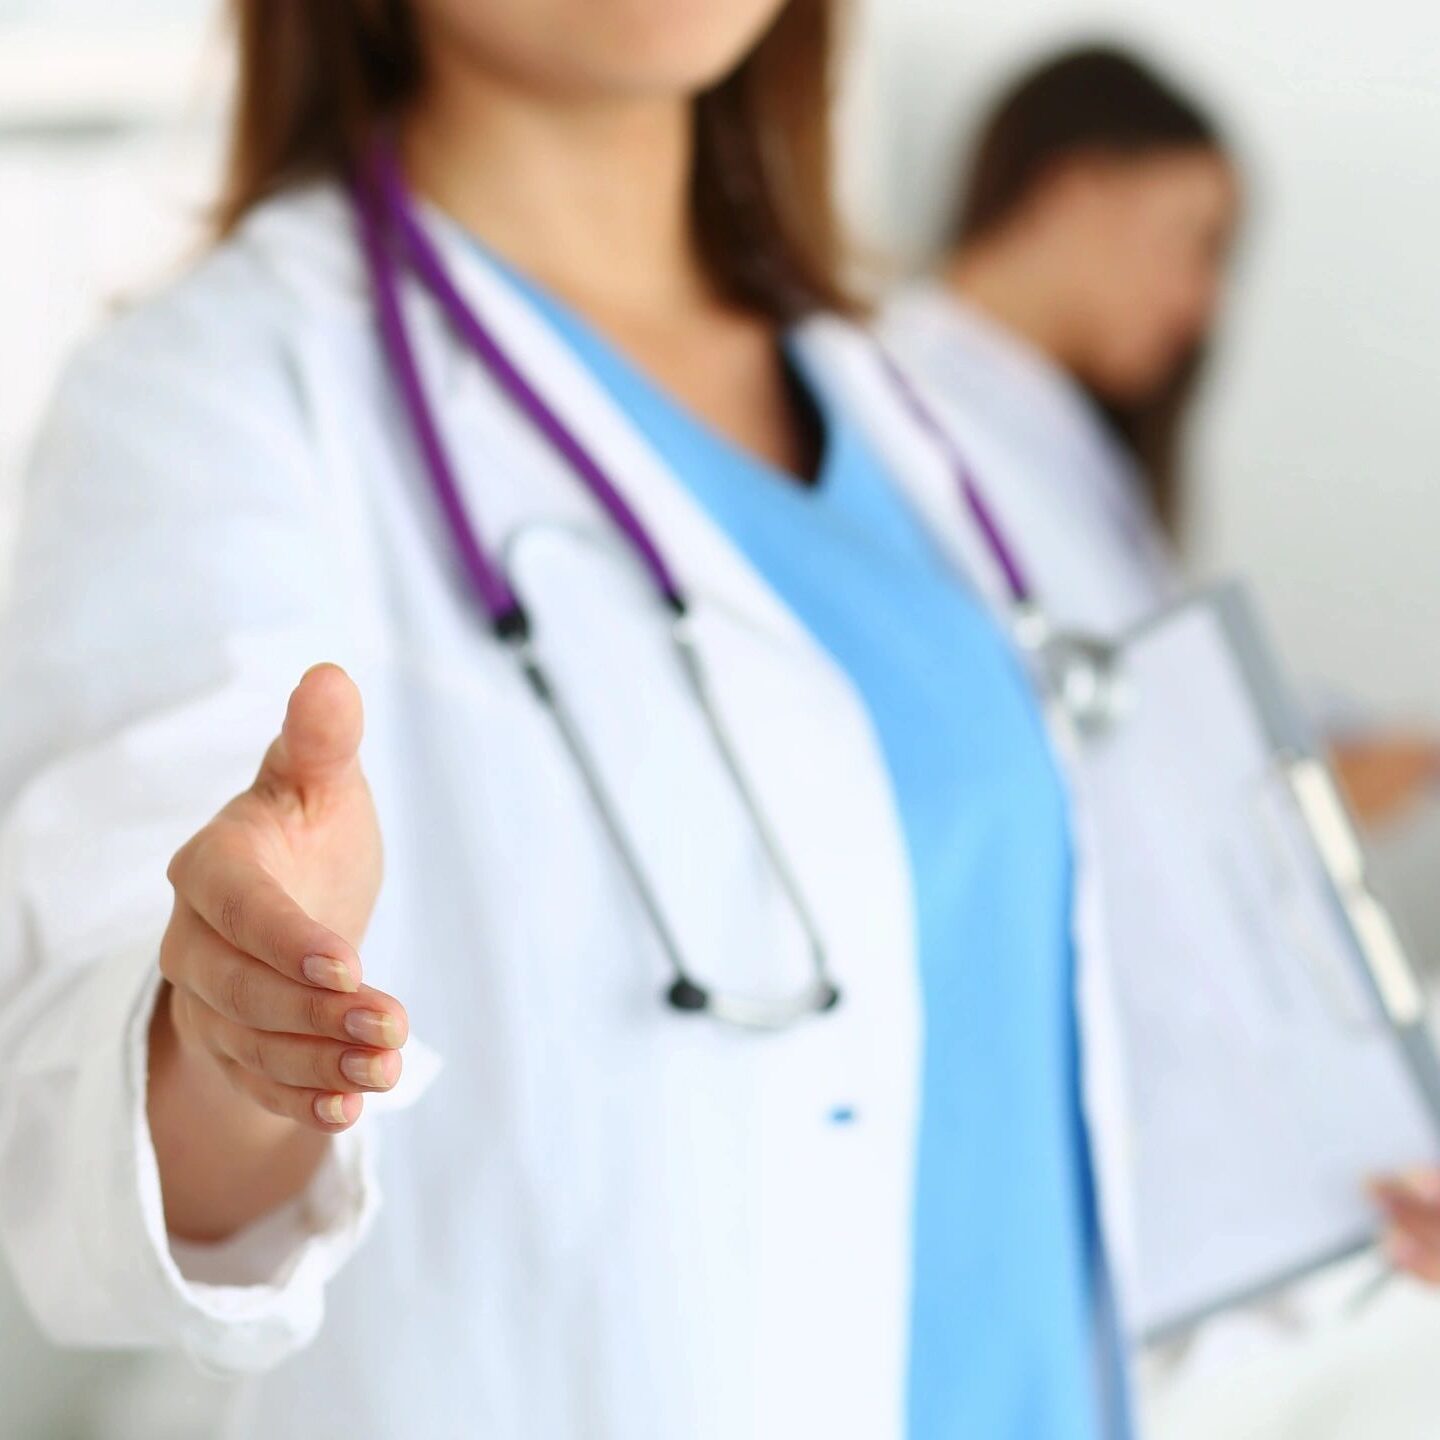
2, 1, 1440, 1436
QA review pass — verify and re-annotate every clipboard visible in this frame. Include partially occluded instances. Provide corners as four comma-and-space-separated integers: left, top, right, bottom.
1079, 581, 1440, 1342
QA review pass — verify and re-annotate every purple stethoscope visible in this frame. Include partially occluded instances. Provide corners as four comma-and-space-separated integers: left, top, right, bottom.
352, 143, 1124, 1030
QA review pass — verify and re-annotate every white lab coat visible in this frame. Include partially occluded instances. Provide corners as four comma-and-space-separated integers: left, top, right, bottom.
0, 187, 1137, 1437
878, 282, 1178, 639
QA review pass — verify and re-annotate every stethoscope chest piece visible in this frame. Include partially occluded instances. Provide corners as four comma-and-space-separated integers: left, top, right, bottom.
665, 975, 843, 1023
1014, 605, 1131, 741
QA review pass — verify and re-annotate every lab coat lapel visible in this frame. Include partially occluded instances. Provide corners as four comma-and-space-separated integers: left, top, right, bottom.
384, 196, 921, 1049
251, 185, 1006, 640
243, 184, 822, 654
790, 316, 1019, 615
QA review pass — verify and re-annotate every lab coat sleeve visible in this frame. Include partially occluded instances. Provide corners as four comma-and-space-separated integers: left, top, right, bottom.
0, 271, 382, 1374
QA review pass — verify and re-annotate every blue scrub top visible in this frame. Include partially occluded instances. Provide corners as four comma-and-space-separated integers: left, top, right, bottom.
494, 261, 1103, 1439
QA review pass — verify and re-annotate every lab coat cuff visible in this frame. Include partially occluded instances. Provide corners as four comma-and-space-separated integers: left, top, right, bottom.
158, 1042, 442, 1377
4, 928, 440, 1372
112, 936, 376, 1372
159, 1127, 379, 1377
1, 936, 343, 1372
129, 945, 442, 1375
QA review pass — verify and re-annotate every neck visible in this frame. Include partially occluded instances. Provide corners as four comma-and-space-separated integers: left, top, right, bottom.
401, 62, 712, 320
939, 235, 1077, 371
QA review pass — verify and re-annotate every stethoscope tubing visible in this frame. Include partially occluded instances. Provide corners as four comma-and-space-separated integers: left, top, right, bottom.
353, 141, 845, 1027
350, 139, 1125, 1024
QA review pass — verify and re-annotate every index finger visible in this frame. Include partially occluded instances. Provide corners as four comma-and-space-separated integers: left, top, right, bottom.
168, 839, 360, 992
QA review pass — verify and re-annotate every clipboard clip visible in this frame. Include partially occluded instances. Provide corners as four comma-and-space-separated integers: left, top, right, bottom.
1282, 754, 1424, 1028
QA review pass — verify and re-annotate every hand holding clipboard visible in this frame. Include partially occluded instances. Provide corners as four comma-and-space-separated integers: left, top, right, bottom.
1076, 583, 1440, 1340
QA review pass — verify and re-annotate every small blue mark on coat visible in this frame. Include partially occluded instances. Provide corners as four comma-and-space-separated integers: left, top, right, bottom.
828, 1105, 857, 1125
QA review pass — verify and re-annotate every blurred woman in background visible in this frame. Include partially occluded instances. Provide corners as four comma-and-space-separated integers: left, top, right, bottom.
880, 45, 1439, 826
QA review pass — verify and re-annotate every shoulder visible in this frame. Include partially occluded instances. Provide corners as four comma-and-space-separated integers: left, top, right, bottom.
20, 183, 374, 542
26, 183, 371, 516
102, 182, 363, 348
873, 283, 1024, 403
43, 184, 367, 456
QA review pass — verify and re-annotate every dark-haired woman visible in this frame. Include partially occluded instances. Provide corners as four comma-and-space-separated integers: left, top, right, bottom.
881, 43, 1440, 824
882, 45, 1236, 637
2, 10, 1437, 1439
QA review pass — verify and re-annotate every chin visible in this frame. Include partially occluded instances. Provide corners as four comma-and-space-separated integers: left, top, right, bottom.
461, 0, 792, 99
1089, 373, 1164, 407
605, 0, 790, 85
1086, 353, 1187, 407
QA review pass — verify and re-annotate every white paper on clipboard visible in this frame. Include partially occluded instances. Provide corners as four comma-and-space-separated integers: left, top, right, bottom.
1079, 582, 1440, 1342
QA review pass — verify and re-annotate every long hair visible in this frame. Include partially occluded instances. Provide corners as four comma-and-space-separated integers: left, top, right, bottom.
215, 1, 852, 324
950, 45, 1229, 537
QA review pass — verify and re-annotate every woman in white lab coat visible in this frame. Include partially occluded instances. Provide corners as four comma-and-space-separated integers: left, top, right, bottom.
880, 45, 1440, 827
1, 10, 1437, 1440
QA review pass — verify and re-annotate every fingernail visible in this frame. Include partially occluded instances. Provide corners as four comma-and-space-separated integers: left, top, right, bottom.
302, 955, 358, 993
343, 1009, 404, 1048
340, 1050, 395, 1089
314, 1093, 352, 1125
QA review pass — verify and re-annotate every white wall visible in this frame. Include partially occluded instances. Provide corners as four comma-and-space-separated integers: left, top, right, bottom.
846, 0, 1440, 716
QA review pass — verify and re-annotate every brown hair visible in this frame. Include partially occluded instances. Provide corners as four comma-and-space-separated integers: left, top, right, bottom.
950, 45, 1231, 538
216, 0, 852, 322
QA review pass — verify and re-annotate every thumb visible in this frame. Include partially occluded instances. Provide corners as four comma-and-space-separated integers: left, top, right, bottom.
256, 663, 365, 797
